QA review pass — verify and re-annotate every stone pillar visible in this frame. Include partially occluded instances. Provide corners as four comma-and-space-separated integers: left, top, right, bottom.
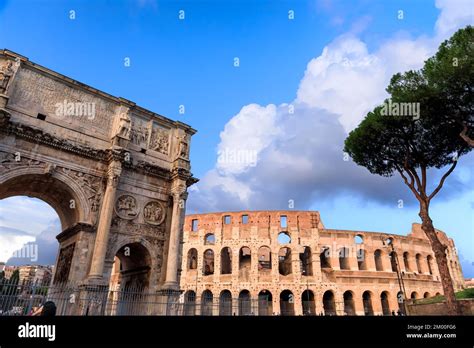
271, 251, 279, 282
366, 249, 376, 271
88, 160, 121, 280
163, 183, 188, 289
294, 292, 303, 316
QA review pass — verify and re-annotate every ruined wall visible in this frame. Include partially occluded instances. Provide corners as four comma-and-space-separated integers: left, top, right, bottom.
180, 211, 464, 316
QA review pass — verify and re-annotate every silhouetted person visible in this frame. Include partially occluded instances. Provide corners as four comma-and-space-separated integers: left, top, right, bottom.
32, 301, 56, 316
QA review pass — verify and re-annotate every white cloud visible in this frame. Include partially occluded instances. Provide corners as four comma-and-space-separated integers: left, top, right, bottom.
435, 0, 473, 40
189, 0, 472, 213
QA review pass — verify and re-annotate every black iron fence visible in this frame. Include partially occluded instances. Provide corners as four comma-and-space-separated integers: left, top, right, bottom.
0, 278, 267, 316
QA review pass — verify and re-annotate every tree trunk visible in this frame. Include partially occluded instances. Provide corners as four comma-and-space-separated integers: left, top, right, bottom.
418, 202, 460, 315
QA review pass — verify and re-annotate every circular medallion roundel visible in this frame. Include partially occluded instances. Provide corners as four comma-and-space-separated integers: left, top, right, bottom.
114, 195, 139, 220
143, 201, 166, 225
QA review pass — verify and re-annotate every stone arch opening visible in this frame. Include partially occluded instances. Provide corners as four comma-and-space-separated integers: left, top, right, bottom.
300, 246, 313, 276
187, 248, 197, 270
279, 289, 294, 316
323, 290, 336, 315
184, 290, 196, 315
219, 290, 232, 316
258, 290, 273, 316
204, 233, 215, 245
0, 171, 90, 285
362, 291, 374, 316
427, 255, 434, 275
302, 289, 316, 315
380, 291, 390, 316
343, 290, 356, 315
423, 292, 430, 298
258, 246, 271, 272
277, 232, 291, 244
220, 247, 232, 274
0, 172, 88, 230
238, 290, 251, 316
374, 249, 383, 271
354, 234, 363, 244
202, 249, 214, 276
410, 291, 418, 299
278, 247, 292, 275
357, 248, 367, 270
0, 196, 59, 283
201, 290, 213, 316
339, 247, 350, 270
416, 253, 422, 273
390, 251, 398, 272
109, 242, 151, 315
320, 247, 331, 269
239, 246, 251, 280
403, 252, 411, 272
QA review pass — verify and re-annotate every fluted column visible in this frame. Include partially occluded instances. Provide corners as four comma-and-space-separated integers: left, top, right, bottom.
163, 183, 188, 289
88, 160, 122, 280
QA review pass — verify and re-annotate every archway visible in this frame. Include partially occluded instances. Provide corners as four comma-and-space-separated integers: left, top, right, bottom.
278, 247, 292, 276
302, 289, 316, 315
239, 247, 251, 281
416, 254, 423, 273
184, 290, 196, 315
339, 247, 350, 270
219, 290, 232, 315
320, 247, 331, 269
202, 249, 214, 276
187, 248, 197, 270
258, 290, 273, 316
362, 291, 374, 316
258, 246, 271, 272
323, 290, 336, 315
0, 171, 89, 286
238, 290, 251, 316
201, 290, 213, 316
374, 249, 383, 271
357, 249, 367, 270
343, 291, 356, 315
300, 246, 313, 276
380, 291, 390, 316
109, 242, 152, 315
279, 290, 294, 316
220, 247, 232, 275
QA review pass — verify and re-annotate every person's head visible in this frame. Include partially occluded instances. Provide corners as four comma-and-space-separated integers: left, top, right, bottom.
41, 301, 56, 316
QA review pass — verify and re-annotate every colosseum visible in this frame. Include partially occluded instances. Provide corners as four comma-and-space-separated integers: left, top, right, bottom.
179, 211, 464, 316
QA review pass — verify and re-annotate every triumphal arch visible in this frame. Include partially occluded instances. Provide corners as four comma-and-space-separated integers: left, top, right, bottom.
0, 49, 197, 313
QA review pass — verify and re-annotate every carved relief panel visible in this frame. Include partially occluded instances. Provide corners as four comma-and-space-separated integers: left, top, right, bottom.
149, 123, 170, 155
54, 243, 76, 284
8, 68, 115, 134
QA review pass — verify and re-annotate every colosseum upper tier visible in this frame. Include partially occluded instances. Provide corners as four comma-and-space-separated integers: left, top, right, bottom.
179, 211, 464, 316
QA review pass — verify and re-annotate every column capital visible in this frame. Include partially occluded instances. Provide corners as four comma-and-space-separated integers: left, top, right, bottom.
171, 183, 188, 200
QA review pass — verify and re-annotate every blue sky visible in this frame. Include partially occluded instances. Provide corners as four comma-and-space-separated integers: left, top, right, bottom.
0, 0, 472, 276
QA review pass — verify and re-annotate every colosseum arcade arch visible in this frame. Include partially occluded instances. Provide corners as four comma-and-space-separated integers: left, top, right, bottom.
0, 50, 197, 314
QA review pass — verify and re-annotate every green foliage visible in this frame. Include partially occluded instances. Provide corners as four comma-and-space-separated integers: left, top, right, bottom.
424, 25, 474, 134
345, 26, 473, 177
415, 288, 474, 304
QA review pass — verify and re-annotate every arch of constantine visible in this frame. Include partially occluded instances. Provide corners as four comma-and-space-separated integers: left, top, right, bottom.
180, 211, 464, 315
0, 49, 197, 314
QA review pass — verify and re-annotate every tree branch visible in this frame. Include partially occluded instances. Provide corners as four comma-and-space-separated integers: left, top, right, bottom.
395, 165, 423, 202
460, 123, 474, 147
428, 160, 458, 201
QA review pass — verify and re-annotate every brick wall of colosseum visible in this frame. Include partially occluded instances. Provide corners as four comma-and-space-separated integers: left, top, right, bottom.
179, 211, 464, 316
